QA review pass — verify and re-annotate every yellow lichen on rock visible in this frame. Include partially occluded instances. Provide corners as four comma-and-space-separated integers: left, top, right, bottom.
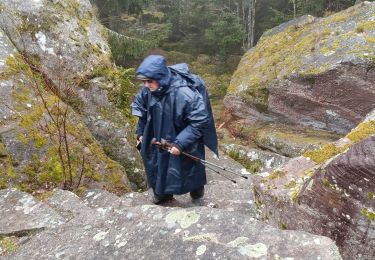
165, 210, 200, 229
346, 120, 375, 142
303, 143, 345, 164
229, 3, 375, 111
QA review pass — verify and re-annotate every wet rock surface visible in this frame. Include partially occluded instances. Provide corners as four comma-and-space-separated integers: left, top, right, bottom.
267, 64, 375, 134
0, 189, 65, 235
1, 1, 374, 259
0, 0, 144, 192
225, 2, 375, 134
254, 123, 342, 157
253, 110, 375, 259
1, 187, 342, 260
0, 149, 344, 259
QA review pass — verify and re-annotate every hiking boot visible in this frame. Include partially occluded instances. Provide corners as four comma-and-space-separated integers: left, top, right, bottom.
152, 193, 173, 205
190, 186, 204, 206
190, 186, 204, 200
191, 197, 204, 206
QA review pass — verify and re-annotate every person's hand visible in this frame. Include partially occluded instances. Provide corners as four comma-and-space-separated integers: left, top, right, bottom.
169, 146, 181, 156
136, 136, 143, 150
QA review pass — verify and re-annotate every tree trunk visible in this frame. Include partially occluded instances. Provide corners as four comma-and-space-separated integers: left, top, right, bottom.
242, 0, 246, 49
246, 0, 256, 49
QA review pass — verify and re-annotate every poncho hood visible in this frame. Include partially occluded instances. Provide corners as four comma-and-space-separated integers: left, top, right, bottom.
136, 55, 172, 95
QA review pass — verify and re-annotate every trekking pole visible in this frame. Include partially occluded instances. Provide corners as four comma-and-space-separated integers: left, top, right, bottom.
184, 153, 249, 180
203, 163, 237, 184
152, 140, 248, 180
152, 140, 237, 183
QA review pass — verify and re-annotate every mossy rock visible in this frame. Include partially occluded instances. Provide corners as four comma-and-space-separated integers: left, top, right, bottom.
303, 118, 375, 164
228, 3, 375, 110
221, 143, 289, 174
255, 123, 342, 157
0, 0, 146, 192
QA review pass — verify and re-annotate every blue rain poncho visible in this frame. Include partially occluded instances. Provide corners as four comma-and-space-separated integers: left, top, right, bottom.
131, 55, 218, 195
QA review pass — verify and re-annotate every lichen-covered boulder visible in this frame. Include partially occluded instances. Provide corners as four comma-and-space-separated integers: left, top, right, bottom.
0, 188, 65, 235
225, 2, 375, 135
0, 0, 110, 79
254, 123, 342, 157
221, 143, 289, 172
6, 203, 342, 260
0, 0, 145, 192
253, 109, 375, 259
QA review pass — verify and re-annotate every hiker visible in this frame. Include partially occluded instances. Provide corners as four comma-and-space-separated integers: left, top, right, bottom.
131, 55, 218, 204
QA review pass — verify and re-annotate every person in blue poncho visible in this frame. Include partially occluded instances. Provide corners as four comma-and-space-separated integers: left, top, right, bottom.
131, 55, 218, 205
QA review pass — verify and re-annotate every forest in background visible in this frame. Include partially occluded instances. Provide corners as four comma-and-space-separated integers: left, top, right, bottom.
87, 0, 373, 123
90, 0, 370, 66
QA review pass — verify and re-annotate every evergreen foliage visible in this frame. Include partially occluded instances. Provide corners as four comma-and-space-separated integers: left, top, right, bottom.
90, 0, 363, 63
108, 31, 157, 66
205, 13, 245, 56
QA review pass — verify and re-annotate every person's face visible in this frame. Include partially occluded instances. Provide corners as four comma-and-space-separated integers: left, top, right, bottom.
142, 79, 160, 92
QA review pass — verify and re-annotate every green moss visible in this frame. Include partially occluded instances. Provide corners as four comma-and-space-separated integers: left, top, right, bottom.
0, 142, 17, 188
38, 157, 64, 184
322, 179, 331, 188
291, 189, 299, 203
279, 223, 287, 230
17, 15, 39, 35
356, 25, 365, 33
255, 199, 263, 210
0, 236, 18, 254
16, 183, 30, 193
0, 180, 7, 189
257, 125, 341, 152
34, 191, 54, 201
0, 143, 7, 158
92, 66, 138, 121
346, 120, 375, 143
320, 46, 330, 55
0, 55, 30, 80
241, 87, 269, 113
268, 170, 286, 180
303, 143, 344, 164
331, 39, 340, 50
15, 12, 56, 37
368, 192, 374, 200
228, 23, 311, 94
356, 20, 375, 33
365, 36, 375, 44
361, 208, 375, 221
230, 6, 373, 113
104, 169, 131, 194
301, 65, 330, 75
284, 180, 297, 189
329, 14, 349, 23
227, 148, 264, 174
78, 18, 91, 34
58, 0, 80, 17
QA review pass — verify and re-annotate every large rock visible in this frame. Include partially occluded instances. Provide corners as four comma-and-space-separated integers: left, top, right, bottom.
221, 143, 289, 172
120, 150, 259, 216
253, 109, 375, 259
45, 189, 99, 222
0, 0, 145, 192
0, 188, 65, 235
225, 2, 375, 135
6, 200, 342, 259
254, 123, 342, 157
